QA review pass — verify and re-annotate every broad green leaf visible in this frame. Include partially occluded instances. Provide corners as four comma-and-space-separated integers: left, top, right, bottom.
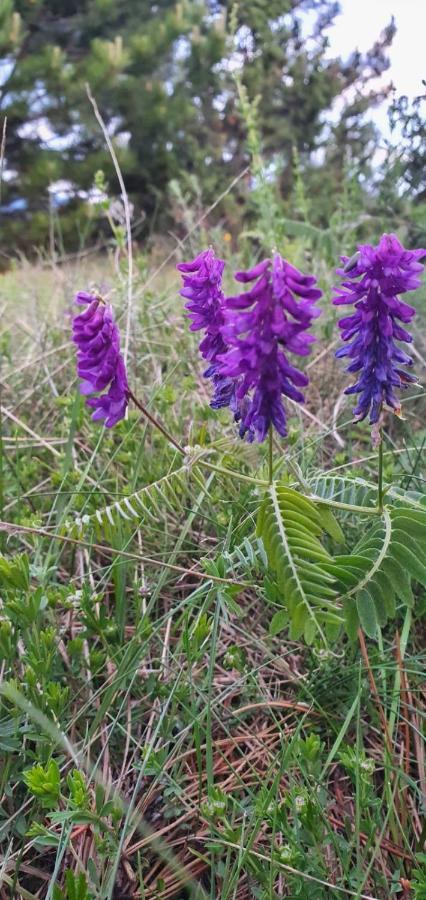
367, 580, 388, 626
325, 620, 343, 643
382, 558, 414, 607
317, 505, 346, 544
331, 554, 371, 572
304, 617, 317, 645
322, 564, 362, 587
356, 589, 377, 639
269, 609, 288, 636
392, 542, 426, 587
392, 514, 426, 538
373, 570, 396, 619
392, 508, 426, 525
289, 601, 308, 640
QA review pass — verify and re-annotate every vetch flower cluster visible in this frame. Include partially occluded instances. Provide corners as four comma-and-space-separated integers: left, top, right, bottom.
72, 233, 424, 449
177, 249, 237, 411
177, 250, 322, 443
72, 291, 129, 427
218, 254, 322, 442
334, 233, 425, 424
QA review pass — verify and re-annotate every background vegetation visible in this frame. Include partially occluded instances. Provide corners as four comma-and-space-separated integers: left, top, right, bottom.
0, 0, 424, 259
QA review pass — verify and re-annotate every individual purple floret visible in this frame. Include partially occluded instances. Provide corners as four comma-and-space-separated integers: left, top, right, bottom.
72, 292, 129, 427
217, 254, 322, 442
177, 249, 237, 412
334, 233, 425, 424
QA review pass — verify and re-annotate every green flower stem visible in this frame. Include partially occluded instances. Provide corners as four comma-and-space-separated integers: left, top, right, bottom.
311, 496, 380, 516
378, 438, 384, 513
128, 390, 383, 512
129, 388, 268, 486
199, 464, 380, 515
199, 460, 267, 487
128, 389, 185, 455
268, 425, 274, 484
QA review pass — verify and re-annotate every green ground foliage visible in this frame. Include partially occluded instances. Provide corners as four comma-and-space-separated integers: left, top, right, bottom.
0, 4, 426, 898
0, 199, 425, 897
1, 0, 421, 256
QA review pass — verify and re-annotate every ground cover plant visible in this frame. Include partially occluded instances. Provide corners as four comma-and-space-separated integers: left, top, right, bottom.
0, 81, 426, 900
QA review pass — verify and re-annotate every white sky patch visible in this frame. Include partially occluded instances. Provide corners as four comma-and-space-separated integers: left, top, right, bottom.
326, 0, 425, 134
329, 0, 424, 97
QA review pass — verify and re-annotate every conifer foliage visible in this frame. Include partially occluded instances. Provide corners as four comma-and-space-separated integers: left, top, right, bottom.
0, 0, 395, 253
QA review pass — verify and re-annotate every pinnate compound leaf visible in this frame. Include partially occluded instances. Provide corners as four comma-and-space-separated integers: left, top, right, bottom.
322, 500, 425, 639
336, 503, 426, 635
309, 474, 376, 509
257, 484, 340, 643
366, 580, 388, 627
67, 465, 192, 537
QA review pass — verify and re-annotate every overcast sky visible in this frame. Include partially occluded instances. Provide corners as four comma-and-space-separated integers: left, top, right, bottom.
327, 0, 425, 132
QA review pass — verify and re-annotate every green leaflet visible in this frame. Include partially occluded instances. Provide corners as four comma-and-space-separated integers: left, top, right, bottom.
392, 513, 426, 537
304, 617, 317, 645
269, 608, 289, 636
366, 579, 388, 627
373, 570, 396, 619
392, 540, 426, 587
257, 484, 340, 643
356, 589, 378, 639
317, 505, 346, 544
343, 598, 359, 643
381, 558, 414, 608
290, 601, 308, 640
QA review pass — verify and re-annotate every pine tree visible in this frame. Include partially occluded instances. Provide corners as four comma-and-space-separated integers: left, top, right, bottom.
387, 89, 426, 201
0, 0, 396, 254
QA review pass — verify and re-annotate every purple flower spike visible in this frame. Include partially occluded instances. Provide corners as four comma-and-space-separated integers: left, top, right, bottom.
334, 233, 425, 424
218, 254, 322, 442
72, 292, 129, 427
177, 249, 237, 413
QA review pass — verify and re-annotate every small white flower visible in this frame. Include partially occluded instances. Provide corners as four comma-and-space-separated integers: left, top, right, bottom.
294, 794, 306, 811
360, 758, 375, 774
